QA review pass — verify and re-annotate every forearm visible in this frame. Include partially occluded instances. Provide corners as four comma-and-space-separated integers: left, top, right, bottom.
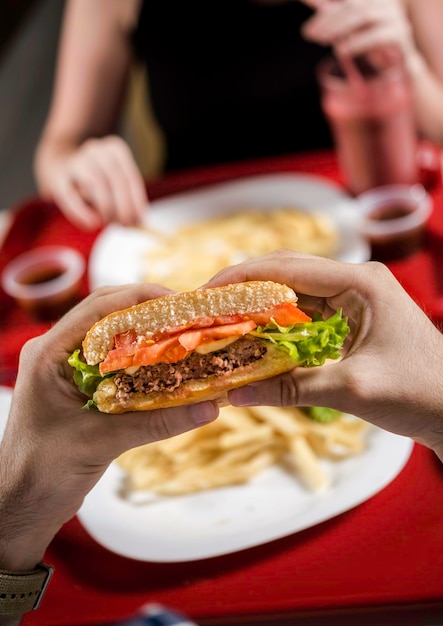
0, 471, 61, 626
34, 0, 135, 193
0, 454, 63, 571
0, 398, 79, 572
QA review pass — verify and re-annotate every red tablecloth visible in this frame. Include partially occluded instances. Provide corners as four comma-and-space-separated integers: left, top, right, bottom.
1, 150, 443, 626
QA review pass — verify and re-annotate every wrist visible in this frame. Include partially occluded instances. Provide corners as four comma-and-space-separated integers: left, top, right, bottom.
0, 462, 65, 571
0, 504, 60, 571
0, 535, 52, 572
410, 386, 443, 459
34, 136, 79, 191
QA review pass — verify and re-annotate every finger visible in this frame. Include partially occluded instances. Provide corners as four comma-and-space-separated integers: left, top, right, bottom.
94, 401, 220, 459
94, 151, 139, 226
45, 283, 175, 357
303, 7, 376, 44
52, 175, 102, 231
205, 254, 397, 336
202, 250, 310, 286
290, 362, 354, 412
94, 137, 147, 226
74, 146, 125, 224
228, 360, 353, 414
203, 251, 360, 300
336, 25, 405, 58
203, 251, 341, 317
105, 137, 148, 224
74, 164, 116, 225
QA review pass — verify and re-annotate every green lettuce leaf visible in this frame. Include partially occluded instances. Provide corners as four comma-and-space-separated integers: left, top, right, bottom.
304, 406, 342, 423
68, 349, 110, 400
250, 309, 349, 367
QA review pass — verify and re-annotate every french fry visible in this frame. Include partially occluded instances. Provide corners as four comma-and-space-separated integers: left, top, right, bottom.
117, 404, 368, 496
286, 435, 330, 492
218, 424, 274, 449
249, 405, 305, 436
142, 208, 338, 292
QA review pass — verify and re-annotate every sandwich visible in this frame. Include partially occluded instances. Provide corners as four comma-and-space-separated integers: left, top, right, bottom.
69, 281, 349, 413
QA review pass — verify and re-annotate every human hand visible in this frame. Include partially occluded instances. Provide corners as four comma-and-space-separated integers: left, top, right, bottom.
0, 283, 218, 571
36, 135, 148, 231
300, 0, 419, 72
203, 250, 443, 457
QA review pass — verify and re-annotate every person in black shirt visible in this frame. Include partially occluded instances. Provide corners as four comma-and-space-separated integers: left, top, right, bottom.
34, 0, 443, 230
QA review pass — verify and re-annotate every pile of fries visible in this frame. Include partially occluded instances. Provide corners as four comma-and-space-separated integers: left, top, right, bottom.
143, 207, 338, 291
117, 405, 368, 495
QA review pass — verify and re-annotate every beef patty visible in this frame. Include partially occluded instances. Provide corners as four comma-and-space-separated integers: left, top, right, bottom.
114, 336, 267, 401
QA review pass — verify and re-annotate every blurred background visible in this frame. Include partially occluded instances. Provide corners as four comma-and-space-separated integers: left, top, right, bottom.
0, 0, 164, 209
0, 0, 63, 207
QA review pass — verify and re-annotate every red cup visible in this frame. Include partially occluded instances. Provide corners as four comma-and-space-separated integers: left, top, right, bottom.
1, 246, 85, 320
356, 183, 432, 261
318, 55, 419, 196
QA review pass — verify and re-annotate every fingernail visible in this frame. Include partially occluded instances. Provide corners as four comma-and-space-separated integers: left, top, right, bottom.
191, 401, 219, 425
229, 385, 258, 407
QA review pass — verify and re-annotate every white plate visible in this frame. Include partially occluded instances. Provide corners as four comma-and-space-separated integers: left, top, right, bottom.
84, 174, 395, 561
0, 387, 12, 439
78, 427, 413, 562
89, 173, 370, 289
0, 385, 412, 562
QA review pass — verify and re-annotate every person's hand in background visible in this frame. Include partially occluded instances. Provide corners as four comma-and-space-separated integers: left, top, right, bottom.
300, 0, 443, 144
33, 0, 148, 232
204, 250, 443, 460
300, 0, 419, 72
35, 135, 147, 231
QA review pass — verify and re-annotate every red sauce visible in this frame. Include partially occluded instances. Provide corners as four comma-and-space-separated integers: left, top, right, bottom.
366, 202, 423, 261
16, 264, 81, 321
369, 204, 414, 221
20, 267, 64, 285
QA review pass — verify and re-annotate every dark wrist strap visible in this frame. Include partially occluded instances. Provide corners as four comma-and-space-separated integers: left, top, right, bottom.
0, 562, 53, 615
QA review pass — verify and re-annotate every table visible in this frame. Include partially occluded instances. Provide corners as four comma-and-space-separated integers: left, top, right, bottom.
1, 150, 443, 626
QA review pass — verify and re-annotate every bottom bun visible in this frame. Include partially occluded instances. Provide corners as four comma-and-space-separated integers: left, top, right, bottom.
93, 344, 299, 414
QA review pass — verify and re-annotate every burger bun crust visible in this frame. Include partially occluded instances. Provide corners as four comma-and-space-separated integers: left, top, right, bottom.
83, 281, 297, 366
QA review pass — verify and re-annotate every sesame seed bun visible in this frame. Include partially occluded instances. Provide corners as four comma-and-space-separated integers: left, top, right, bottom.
83, 281, 297, 366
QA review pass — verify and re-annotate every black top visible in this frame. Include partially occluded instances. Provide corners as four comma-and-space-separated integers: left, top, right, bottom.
132, 0, 332, 171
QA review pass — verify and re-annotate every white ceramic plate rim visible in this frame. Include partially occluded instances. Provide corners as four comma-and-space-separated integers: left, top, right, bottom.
77, 425, 413, 562
0, 387, 12, 440
0, 386, 413, 563
82, 174, 407, 563
88, 173, 370, 289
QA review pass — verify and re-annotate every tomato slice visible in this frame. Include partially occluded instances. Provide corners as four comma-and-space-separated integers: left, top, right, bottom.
132, 335, 188, 367
249, 302, 311, 326
100, 348, 135, 374
213, 314, 245, 325
178, 319, 257, 351
153, 315, 244, 340
114, 329, 138, 349
100, 303, 310, 374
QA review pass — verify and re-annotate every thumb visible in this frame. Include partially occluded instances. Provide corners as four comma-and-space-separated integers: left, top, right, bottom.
229, 361, 351, 413
78, 400, 221, 467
